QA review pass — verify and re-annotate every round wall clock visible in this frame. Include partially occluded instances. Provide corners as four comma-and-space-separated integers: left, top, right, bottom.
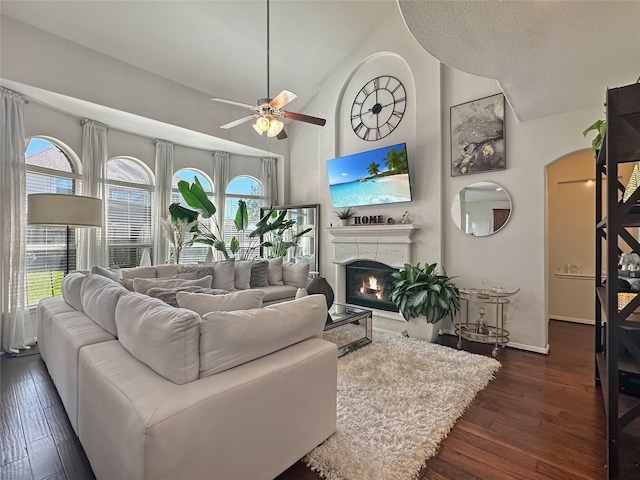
350, 75, 406, 141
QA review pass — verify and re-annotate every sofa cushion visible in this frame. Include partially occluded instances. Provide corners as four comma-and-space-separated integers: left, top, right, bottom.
155, 264, 180, 278
177, 290, 265, 315
199, 294, 326, 377
120, 266, 156, 280
250, 258, 269, 287
115, 292, 201, 385
60, 272, 86, 312
147, 286, 228, 307
268, 256, 284, 286
234, 260, 253, 290
81, 274, 128, 337
283, 262, 310, 288
132, 276, 212, 294
255, 285, 298, 303
211, 259, 235, 290
90, 265, 122, 282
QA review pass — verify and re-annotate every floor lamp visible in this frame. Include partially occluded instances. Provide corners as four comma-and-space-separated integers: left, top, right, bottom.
27, 193, 103, 274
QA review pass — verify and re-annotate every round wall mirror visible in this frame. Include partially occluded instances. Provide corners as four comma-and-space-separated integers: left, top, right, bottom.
451, 181, 512, 236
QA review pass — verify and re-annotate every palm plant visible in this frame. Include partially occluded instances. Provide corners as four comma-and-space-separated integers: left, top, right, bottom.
390, 262, 460, 324
383, 145, 409, 174
169, 178, 309, 260
367, 162, 380, 177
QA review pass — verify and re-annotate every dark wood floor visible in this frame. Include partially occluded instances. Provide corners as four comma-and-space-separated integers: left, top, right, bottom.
1, 320, 638, 480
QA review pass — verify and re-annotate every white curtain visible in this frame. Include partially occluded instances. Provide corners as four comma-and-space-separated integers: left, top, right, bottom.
77, 119, 108, 269
1, 87, 34, 353
261, 156, 278, 207
153, 140, 174, 265
212, 151, 229, 239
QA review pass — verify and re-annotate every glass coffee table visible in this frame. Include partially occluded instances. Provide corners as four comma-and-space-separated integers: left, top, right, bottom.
323, 303, 373, 357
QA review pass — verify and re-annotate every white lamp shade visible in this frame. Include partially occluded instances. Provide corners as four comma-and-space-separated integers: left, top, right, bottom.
28, 193, 103, 227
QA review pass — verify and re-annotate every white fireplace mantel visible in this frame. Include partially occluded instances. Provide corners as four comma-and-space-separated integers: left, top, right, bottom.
327, 224, 419, 268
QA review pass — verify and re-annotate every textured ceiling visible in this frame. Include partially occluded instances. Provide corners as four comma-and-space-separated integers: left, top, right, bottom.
1, 0, 638, 145
399, 0, 640, 120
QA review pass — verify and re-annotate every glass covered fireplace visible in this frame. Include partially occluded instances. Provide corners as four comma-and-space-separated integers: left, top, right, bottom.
345, 260, 399, 312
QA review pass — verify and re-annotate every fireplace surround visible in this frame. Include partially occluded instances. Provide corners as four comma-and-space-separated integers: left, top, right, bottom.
327, 224, 419, 320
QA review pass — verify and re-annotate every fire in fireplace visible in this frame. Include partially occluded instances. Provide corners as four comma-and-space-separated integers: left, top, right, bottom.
345, 260, 399, 312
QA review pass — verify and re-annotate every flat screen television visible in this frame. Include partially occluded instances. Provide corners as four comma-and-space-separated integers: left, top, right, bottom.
326, 142, 412, 208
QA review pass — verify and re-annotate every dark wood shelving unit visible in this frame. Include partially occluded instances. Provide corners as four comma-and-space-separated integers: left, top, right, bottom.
595, 81, 640, 479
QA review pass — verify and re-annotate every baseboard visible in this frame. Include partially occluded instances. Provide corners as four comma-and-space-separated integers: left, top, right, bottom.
549, 315, 595, 325
440, 329, 550, 355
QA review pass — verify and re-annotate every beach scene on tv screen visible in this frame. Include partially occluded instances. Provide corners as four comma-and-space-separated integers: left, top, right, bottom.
327, 143, 411, 208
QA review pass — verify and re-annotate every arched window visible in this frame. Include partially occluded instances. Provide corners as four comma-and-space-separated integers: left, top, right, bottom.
225, 176, 262, 256
172, 168, 214, 264
25, 137, 80, 306
106, 157, 154, 268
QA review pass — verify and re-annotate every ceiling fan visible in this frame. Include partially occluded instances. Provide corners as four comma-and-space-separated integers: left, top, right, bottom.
211, 0, 326, 140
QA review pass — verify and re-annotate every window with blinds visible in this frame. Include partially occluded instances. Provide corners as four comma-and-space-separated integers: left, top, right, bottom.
106, 158, 154, 268
225, 176, 262, 258
25, 137, 80, 307
171, 169, 214, 264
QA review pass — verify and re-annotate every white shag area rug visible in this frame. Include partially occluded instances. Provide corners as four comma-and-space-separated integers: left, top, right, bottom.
305, 325, 501, 480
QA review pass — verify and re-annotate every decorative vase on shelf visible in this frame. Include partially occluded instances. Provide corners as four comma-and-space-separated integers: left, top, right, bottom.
339, 219, 348, 227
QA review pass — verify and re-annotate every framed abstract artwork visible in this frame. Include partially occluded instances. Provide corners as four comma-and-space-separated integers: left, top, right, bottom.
450, 93, 505, 177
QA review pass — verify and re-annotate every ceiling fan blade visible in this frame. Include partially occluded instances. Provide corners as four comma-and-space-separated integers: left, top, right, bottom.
276, 129, 288, 140
220, 115, 256, 129
281, 110, 327, 127
270, 90, 297, 109
211, 97, 256, 110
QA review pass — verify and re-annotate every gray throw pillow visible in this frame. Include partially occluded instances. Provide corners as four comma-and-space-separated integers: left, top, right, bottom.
147, 286, 229, 307
90, 265, 122, 282
177, 264, 216, 279
250, 259, 269, 288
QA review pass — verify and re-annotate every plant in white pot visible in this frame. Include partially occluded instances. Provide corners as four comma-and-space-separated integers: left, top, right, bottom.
390, 262, 460, 342
334, 207, 355, 226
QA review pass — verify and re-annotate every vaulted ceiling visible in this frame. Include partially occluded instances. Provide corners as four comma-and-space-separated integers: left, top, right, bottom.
2, 0, 638, 134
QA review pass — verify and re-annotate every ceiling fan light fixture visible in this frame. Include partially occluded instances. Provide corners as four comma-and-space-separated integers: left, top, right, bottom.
255, 115, 271, 131
252, 122, 265, 135
266, 117, 284, 137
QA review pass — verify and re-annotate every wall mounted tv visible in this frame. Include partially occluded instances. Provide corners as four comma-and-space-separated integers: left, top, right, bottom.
326, 142, 412, 208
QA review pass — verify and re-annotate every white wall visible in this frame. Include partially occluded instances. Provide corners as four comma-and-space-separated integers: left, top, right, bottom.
288, 7, 606, 352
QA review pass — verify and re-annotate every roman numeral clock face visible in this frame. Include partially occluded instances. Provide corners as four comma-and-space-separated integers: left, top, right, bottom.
350, 75, 406, 141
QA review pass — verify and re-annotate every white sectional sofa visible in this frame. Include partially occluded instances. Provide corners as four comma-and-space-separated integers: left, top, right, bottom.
37, 269, 337, 480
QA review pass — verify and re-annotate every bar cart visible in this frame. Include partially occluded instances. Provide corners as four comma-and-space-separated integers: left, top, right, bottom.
455, 287, 519, 357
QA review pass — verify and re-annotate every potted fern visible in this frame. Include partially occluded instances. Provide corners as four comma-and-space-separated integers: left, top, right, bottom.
390, 262, 460, 342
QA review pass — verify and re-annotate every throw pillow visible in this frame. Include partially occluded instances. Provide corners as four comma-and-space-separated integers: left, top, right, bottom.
177, 264, 216, 280
250, 258, 269, 287
147, 286, 229, 307
132, 276, 212, 295
282, 262, 310, 288
234, 260, 253, 290
211, 259, 235, 290
176, 289, 265, 316
90, 265, 122, 282
268, 256, 284, 286
198, 295, 326, 377
120, 278, 135, 291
